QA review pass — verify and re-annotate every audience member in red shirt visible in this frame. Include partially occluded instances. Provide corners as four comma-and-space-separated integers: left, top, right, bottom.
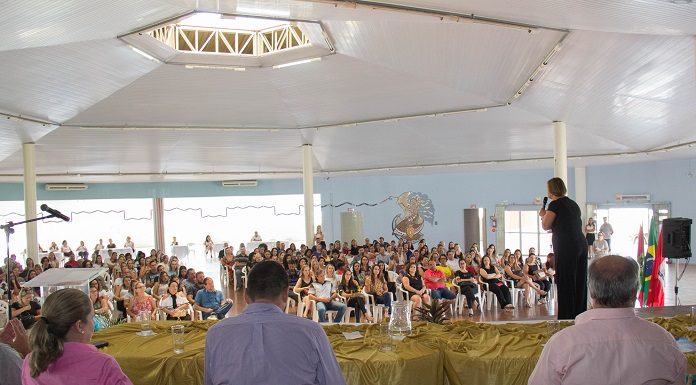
422, 261, 456, 301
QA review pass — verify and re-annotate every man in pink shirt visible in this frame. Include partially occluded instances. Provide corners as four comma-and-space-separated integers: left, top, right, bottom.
529, 255, 686, 385
423, 260, 456, 301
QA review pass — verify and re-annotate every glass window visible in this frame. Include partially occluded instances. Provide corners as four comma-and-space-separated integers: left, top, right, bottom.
505, 211, 520, 232
164, 194, 321, 250
520, 211, 538, 232
521, 233, 539, 254
539, 232, 553, 256
505, 232, 520, 253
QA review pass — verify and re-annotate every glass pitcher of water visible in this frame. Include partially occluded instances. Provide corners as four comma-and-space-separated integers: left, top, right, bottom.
388, 301, 412, 337
138, 311, 152, 334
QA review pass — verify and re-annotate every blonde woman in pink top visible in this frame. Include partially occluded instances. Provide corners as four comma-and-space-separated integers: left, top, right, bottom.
127, 282, 157, 320
22, 288, 133, 384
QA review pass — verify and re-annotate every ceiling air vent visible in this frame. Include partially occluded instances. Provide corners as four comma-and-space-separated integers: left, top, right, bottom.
45, 183, 88, 191
221, 180, 258, 187
615, 193, 650, 202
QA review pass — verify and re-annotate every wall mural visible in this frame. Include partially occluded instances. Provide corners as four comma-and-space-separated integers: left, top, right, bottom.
392, 192, 435, 242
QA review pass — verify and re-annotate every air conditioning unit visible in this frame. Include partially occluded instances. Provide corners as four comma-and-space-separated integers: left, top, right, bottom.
45, 183, 88, 191
615, 193, 650, 202
221, 180, 258, 187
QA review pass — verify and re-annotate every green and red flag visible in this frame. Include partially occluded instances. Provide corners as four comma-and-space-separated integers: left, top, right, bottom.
640, 219, 665, 307
636, 224, 646, 305
647, 226, 666, 307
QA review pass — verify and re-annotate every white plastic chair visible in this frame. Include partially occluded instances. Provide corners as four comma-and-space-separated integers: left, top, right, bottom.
232, 266, 248, 291
0, 300, 9, 328
452, 278, 482, 315
505, 279, 526, 308
220, 265, 229, 287
478, 277, 497, 311
309, 299, 352, 323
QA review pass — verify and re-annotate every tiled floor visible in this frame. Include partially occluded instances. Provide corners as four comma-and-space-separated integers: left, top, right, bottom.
188, 255, 696, 322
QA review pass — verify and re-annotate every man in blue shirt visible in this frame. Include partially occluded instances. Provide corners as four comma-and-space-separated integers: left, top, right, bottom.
194, 277, 233, 320
205, 261, 347, 385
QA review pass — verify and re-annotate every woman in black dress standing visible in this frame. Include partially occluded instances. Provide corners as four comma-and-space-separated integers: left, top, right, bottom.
539, 177, 588, 320
585, 217, 596, 258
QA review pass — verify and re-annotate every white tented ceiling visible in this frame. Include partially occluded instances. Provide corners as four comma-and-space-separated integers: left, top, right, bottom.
0, 0, 695, 182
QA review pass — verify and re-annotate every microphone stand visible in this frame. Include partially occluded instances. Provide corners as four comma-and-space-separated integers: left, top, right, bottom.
1, 214, 59, 325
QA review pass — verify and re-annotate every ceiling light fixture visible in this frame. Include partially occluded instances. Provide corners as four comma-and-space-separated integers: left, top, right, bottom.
184, 64, 246, 71
272, 57, 322, 69
512, 40, 565, 100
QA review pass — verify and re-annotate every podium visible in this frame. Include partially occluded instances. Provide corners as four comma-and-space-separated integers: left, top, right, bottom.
21, 267, 109, 299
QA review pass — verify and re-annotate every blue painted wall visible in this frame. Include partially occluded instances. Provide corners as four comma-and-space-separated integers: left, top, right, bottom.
1, 157, 694, 248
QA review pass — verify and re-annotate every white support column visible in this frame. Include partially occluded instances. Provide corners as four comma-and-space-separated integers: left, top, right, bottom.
575, 167, 587, 221
153, 198, 165, 252
553, 121, 568, 184
23, 143, 38, 262
303, 145, 315, 247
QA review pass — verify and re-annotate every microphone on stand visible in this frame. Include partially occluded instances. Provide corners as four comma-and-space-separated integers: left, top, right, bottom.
542, 197, 548, 210
40, 204, 70, 222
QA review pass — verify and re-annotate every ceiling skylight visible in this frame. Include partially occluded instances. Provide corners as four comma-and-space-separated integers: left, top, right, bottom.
148, 12, 310, 56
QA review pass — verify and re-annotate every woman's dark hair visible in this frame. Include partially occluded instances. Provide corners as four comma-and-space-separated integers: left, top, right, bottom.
28, 288, 92, 378
405, 262, 420, 277
247, 261, 288, 301
339, 270, 357, 291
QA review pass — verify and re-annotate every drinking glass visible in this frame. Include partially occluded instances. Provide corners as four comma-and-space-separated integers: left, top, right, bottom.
378, 323, 395, 352
171, 324, 185, 354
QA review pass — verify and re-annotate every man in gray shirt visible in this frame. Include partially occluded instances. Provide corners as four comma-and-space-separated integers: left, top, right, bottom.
205, 261, 347, 385
599, 217, 614, 252
375, 246, 391, 265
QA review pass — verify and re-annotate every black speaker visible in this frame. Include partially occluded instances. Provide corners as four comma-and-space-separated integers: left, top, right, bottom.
662, 218, 692, 259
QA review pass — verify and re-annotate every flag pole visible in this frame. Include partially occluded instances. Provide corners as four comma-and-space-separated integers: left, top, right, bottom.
673, 257, 679, 306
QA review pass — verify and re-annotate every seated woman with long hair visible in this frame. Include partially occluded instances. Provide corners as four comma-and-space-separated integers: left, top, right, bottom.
401, 262, 431, 317
151, 272, 170, 302
337, 270, 372, 323
12, 288, 42, 329
21, 288, 133, 384
159, 281, 191, 321
113, 275, 133, 321
524, 254, 551, 305
350, 262, 365, 287
454, 259, 480, 316
293, 265, 314, 318
503, 254, 546, 307
89, 287, 111, 332
364, 264, 392, 318
479, 255, 514, 311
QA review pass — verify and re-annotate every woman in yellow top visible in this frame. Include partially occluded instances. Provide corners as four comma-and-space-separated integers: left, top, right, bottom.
435, 255, 455, 289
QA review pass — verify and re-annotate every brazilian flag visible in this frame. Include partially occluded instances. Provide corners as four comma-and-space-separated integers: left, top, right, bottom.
639, 219, 657, 307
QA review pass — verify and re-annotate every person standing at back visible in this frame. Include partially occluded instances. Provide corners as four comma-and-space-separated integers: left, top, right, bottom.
599, 217, 614, 252
539, 177, 588, 320
205, 260, 347, 385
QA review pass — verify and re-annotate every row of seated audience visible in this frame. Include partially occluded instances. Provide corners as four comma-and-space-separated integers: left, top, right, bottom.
216, 237, 555, 321
2, 236, 554, 330
1, 236, 686, 385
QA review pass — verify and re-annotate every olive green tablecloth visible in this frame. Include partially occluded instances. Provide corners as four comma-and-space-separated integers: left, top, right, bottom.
95, 315, 694, 385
